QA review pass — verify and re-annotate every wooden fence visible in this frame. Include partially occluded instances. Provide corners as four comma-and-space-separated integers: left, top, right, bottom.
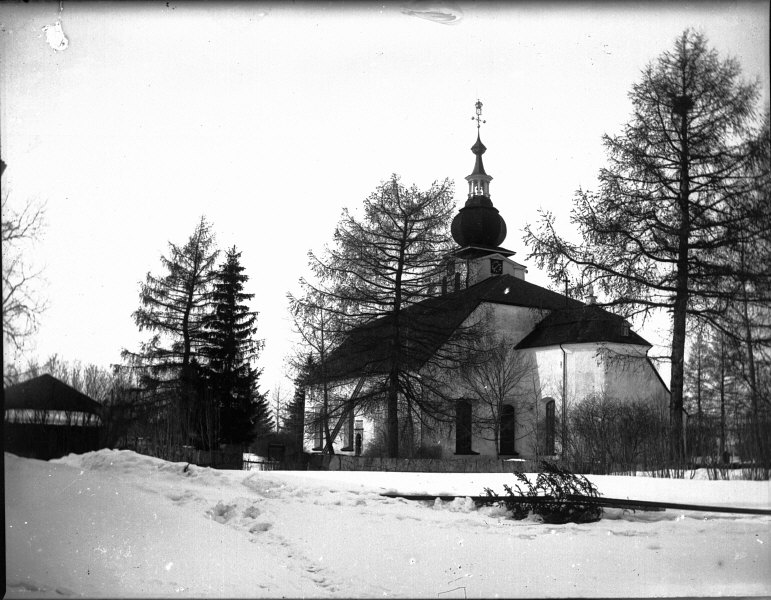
243, 457, 282, 471
309, 454, 545, 473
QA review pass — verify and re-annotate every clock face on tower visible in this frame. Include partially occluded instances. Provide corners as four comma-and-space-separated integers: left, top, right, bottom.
490, 259, 503, 275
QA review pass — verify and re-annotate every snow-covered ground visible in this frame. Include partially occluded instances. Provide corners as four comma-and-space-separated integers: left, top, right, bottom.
5, 449, 770, 598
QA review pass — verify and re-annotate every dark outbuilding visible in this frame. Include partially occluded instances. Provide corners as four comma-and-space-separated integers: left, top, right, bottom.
4, 374, 103, 460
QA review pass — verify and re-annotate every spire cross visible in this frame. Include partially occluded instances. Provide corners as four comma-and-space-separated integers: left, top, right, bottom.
471, 99, 486, 130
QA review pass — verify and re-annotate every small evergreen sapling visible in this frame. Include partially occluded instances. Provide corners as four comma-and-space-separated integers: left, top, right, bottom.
483, 461, 603, 524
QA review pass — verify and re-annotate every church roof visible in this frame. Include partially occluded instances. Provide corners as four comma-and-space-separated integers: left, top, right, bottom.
515, 303, 651, 349
4, 374, 103, 415
314, 274, 610, 382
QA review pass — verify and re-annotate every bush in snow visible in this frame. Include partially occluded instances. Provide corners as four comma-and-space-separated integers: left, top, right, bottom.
566, 394, 668, 474
483, 461, 603, 524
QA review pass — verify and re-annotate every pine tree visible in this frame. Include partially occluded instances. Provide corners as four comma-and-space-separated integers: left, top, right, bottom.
201, 246, 272, 446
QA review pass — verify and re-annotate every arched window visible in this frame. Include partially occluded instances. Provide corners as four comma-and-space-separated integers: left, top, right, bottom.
544, 399, 556, 455
455, 399, 473, 455
499, 404, 516, 455
312, 410, 323, 451
340, 409, 354, 451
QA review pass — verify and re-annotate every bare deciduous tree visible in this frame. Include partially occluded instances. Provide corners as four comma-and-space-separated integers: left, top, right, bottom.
458, 336, 537, 454
2, 187, 47, 351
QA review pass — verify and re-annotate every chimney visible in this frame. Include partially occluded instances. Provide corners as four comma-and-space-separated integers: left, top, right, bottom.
621, 320, 631, 337
586, 285, 597, 305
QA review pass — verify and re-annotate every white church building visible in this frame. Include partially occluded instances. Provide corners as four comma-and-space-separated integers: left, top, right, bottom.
304, 102, 669, 461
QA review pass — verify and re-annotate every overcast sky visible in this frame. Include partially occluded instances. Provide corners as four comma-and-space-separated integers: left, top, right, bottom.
1, 1, 768, 399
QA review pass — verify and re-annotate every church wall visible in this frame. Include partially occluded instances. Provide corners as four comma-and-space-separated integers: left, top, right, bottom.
303, 379, 378, 457
531, 343, 667, 408
599, 343, 669, 412
524, 343, 651, 458
424, 341, 670, 461
303, 325, 669, 463
412, 302, 548, 459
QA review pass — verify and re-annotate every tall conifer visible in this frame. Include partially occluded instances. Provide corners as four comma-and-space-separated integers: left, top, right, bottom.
122, 216, 218, 448
202, 247, 272, 446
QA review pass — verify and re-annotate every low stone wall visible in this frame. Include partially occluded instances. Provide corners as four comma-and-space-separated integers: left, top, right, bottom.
313, 454, 543, 473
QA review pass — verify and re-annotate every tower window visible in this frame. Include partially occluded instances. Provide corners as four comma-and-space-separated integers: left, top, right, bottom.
490, 259, 503, 275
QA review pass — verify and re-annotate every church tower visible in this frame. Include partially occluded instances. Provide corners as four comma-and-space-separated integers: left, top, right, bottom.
447, 100, 526, 289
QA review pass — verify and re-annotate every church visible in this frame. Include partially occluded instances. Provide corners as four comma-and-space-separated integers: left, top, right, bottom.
304, 102, 669, 461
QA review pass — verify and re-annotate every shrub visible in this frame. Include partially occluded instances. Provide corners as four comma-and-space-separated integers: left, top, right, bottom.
566, 394, 668, 474
483, 461, 603, 524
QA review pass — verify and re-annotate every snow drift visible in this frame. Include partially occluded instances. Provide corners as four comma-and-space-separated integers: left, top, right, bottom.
5, 449, 770, 597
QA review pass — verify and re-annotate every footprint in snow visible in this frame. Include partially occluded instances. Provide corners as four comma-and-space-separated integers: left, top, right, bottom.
206, 501, 238, 524
249, 522, 272, 533
166, 489, 199, 504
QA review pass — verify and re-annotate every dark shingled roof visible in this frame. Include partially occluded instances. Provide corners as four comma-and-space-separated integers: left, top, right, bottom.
314, 275, 650, 382
4, 374, 103, 415
316, 274, 588, 382
516, 304, 650, 349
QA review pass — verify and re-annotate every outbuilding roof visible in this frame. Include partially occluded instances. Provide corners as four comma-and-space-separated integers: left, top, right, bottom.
4, 374, 103, 415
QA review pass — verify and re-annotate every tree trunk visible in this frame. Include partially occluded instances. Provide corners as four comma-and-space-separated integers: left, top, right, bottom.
696, 329, 702, 455
719, 333, 726, 461
741, 281, 761, 462
386, 370, 400, 458
670, 95, 691, 462
319, 313, 335, 455
385, 204, 410, 459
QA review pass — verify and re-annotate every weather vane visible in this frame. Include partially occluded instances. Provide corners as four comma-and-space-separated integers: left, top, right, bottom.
471, 99, 486, 130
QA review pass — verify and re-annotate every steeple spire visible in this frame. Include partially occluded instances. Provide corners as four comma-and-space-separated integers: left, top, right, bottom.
466, 100, 492, 199
449, 100, 526, 286
451, 99, 507, 249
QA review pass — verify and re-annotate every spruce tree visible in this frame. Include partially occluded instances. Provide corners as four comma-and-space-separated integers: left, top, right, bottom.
202, 246, 272, 446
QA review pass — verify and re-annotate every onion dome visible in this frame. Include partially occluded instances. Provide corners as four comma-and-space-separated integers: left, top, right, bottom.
451, 100, 507, 248
451, 197, 507, 247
